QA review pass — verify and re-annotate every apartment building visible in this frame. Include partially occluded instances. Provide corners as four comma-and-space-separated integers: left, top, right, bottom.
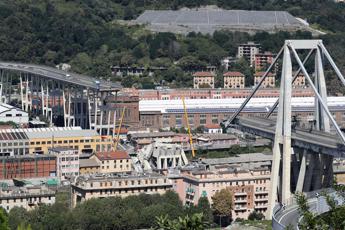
71, 173, 173, 207
193, 72, 215, 89
92, 151, 132, 174
223, 72, 245, 89
79, 158, 101, 175
293, 72, 306, 87
254, 52, 275, 71
0, 186, 56, 212
171, 153, 272, 219
254, 72, 276, 88
49, 147, 79, 180
0, 155, 56, 180
238, 42, 261, 66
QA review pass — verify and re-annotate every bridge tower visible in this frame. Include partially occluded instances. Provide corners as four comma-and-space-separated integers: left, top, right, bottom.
222, 40, 345, 219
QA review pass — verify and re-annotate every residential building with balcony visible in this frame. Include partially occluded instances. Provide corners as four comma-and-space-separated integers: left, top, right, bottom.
193, 72, 215, 89
254, 72, 276, 88
49, 147, 79, 180
92, 151, 132, 174
170, 153, 272, 219
223, 72, 245, 89
71, 172, 173, 207
0, 186, 56, 212
238, 42, 261, 66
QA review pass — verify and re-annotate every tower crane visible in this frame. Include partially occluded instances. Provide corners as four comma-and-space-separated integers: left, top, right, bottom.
182, 96, 195, 158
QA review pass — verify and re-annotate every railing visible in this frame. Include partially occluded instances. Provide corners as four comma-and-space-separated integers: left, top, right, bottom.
272, 204, 285, 230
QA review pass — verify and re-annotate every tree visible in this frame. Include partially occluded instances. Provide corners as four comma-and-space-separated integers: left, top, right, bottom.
211, 189, 232, 226
197, 197, 213, 223
154, 213, 208, 230
0, 208, 9, 230
248, 211, 265, 221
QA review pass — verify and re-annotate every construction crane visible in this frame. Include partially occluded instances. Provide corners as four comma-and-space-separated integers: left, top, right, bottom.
114, 107, 126, 150
182, 96, 195, 158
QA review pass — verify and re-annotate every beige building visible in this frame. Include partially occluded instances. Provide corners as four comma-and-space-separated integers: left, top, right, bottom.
71, 173, 173, 207
0, 186, 56, 212
171, 153, 272, 219
254, 72, 275, 88
79, 158, 101, 175
293, 72, 306, 87
27, 127, 113, 154
223, 72, 245, 89
193, 72, 215, 89
92, 151, 132, 174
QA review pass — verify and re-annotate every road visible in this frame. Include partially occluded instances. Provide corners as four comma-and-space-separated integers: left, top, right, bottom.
0, 62, 121, 91
236, 116, 345, 151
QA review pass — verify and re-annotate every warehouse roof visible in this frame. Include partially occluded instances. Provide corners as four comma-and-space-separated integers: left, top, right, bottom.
139, 96, 345, 113
0, 127, 99, 140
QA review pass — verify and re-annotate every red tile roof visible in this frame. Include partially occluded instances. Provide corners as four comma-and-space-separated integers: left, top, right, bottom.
192, 72, 215, 77
205, 124, 221, 129
255, 72, 275, 77
223, 71, 244, 77
95, 151, 130, 160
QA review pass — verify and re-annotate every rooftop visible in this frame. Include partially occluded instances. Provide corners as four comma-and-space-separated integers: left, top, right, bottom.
79, 158, 100, 168
223, 72, 244, 77
129, 131, 176, 139
95, 151, 130, 161
201, 153, 272, 165
193, 71, 215, 77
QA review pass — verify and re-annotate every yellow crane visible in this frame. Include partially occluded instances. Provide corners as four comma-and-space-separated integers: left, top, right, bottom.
114, 107, 126, 150
182, 96, 195, 158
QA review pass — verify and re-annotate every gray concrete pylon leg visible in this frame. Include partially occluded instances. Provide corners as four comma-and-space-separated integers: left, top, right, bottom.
291, 148, 299, 191
296, 149, 308, 192
312, 154, 322, 190
322, 154, 334, 187
281, 44, 292, 203
267, 44, 288, 219
303, 153, 317, 192
20, 75, 24, 110
63, 90, 67, 127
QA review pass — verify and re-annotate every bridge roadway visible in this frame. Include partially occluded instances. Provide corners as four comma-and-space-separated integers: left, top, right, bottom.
0, 62, 121, 91
234, 116, 345, 156
273, 190, 343, 229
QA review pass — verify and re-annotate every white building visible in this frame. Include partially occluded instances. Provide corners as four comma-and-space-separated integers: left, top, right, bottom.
0, 103, 28, 125
204, 124, 223, 134
49, 147, 79, 180
238, 42, 261, 67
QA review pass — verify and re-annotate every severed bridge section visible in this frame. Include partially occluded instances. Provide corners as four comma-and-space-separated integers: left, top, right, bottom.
222, 39, 345, 222
0, 62, 122, 132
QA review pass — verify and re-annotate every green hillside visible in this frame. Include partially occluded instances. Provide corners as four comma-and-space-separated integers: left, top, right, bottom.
0, 0, 345, 92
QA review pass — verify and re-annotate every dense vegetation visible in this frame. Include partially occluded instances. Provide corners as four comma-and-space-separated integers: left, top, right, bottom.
296, 179, 345, 229
2, 191, 214, 230
1, 1, 345, 93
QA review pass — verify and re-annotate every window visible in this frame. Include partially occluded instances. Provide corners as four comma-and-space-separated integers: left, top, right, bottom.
200, 114, 207, 125
175, 114, 183, 127
212, 114, 218, 124
5, 114, 12, 117
16, 114, 22, 117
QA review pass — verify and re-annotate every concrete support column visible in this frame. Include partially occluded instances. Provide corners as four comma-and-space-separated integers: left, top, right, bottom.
296, 150, 308, 192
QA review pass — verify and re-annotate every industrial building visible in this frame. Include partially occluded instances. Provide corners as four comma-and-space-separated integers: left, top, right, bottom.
0, 127, 112, 156
0, 154, 56, 179
71, 173, 173, 207
139, 97, 345, 130
123, 87, 314, 101
0, 103, 28, 125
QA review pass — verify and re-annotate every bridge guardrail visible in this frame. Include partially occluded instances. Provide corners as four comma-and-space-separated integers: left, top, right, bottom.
272, 204, 285, 230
